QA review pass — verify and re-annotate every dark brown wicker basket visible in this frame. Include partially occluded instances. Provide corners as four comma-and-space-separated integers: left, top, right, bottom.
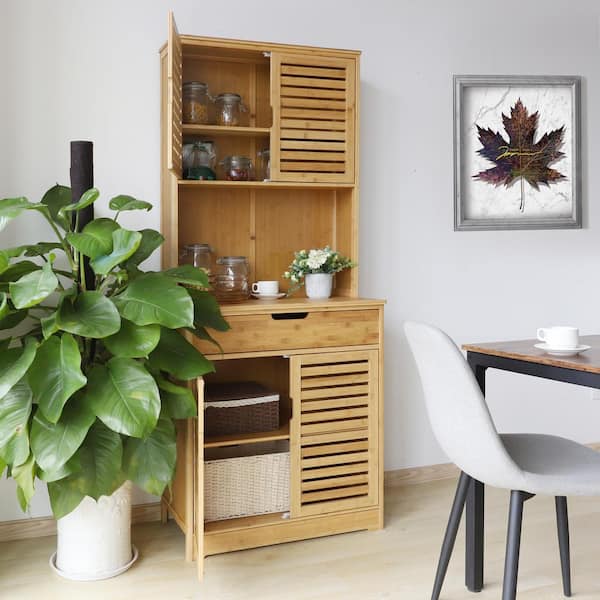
204, 381, 280, 437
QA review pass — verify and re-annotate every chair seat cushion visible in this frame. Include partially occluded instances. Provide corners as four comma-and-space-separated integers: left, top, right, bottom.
501, 433, 600, 496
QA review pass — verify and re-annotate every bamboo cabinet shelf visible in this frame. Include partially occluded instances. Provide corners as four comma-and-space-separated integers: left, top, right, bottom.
159, 13, 384, 580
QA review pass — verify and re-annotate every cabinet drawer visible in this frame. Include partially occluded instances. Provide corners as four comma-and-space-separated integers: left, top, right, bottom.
193, 309, 379, 355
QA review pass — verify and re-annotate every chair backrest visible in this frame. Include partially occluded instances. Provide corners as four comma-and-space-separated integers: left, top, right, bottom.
404, 321, 524, 490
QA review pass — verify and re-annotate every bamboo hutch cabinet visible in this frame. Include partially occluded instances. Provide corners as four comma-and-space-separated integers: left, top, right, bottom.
159, 13, 384, 578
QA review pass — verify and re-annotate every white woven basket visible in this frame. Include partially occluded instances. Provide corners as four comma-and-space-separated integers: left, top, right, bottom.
204, 444, 290, 521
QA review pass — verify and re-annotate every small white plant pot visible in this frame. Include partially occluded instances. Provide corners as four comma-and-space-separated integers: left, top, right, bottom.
305, 273, 333, 299
50, 481, 138, 581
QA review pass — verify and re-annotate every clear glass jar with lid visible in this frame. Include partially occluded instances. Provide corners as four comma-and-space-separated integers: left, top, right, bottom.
184, 143, 216, 180
257, 149, 270, 181
179, 243, 215, 284
214, 256, 250, 302
183, 82, 213, 124
183, 140, 217, 173
215, 93, 247, 126
219, 155, 254, 181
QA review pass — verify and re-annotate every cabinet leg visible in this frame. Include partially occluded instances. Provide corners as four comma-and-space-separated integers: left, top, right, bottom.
185, 528, 194, 562
197, 549, 204, 581
160, 498, 169, 524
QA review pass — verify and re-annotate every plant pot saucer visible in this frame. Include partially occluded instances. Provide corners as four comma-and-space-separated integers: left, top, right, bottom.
49, 544, 139, 581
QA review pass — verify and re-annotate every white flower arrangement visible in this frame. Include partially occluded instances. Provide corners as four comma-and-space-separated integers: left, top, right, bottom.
283, 246, 355, 293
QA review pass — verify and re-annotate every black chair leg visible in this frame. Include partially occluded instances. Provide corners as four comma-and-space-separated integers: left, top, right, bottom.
431, 471, 472, 600
555, 496, 572, 597
502, 490, 534, 600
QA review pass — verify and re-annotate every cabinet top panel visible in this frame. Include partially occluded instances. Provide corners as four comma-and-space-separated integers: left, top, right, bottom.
160, 35, 360, 59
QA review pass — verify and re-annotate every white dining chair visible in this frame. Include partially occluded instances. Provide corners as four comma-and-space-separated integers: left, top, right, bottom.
404, 321, 600, 600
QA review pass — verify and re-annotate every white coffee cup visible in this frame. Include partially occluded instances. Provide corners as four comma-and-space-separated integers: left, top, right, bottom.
252, 280, 279, 295
537, 326, 579, 349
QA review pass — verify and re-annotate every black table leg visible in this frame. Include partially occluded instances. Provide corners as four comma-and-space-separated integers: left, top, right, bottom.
465, 357, 487, 592
465, 478, 484, 592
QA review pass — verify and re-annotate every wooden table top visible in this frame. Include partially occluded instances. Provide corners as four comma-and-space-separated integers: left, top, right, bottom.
462, 335, 600, 375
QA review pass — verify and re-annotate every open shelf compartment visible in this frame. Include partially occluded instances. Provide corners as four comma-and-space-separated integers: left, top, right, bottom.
178, 187, 356, 296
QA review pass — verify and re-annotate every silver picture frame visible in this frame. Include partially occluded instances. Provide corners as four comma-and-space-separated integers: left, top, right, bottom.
454, 75, 581, 231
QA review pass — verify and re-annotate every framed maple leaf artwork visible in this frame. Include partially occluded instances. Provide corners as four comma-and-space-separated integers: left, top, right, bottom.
454, 75, 581, 230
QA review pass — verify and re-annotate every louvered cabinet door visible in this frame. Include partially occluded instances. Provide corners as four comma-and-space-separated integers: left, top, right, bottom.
167, 12, 183, 176
270, 52, 357, 183
290, 350, 379, 517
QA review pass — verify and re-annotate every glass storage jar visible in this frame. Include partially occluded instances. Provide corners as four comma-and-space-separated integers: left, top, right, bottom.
219, 155, 254, 181
179, 243, 215, 284
184, 143, 216, 180
183, 82, 213, 124
214, 256, 250, 302
257, 149, 270, 181
215, 93, 247, 126
183, 140, 217, 176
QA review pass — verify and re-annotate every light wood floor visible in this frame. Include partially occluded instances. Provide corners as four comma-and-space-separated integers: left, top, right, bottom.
3, 478, 600, 599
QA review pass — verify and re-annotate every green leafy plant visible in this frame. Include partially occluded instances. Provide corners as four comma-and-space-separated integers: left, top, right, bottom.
283, 246, 355, 294
0, 185, 228, 518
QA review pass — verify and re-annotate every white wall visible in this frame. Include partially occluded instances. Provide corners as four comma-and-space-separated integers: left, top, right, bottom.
2, 0, 600, 520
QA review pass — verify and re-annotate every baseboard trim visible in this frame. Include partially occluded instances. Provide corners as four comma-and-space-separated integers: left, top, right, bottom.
0, 502, 162, 543
384, 462, 459, 487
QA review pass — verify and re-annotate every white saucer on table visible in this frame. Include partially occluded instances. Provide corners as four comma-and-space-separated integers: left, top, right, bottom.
251, 292, 286, 300
534, 343, 591, 357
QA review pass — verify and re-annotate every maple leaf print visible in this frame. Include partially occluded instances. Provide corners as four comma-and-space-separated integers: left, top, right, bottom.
473, 99, 566, 211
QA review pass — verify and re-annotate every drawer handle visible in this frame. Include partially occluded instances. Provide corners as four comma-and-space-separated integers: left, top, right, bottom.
271, 312, 308, 320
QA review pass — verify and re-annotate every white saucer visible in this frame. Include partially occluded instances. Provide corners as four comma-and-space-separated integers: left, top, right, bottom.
251, 292, 286, 300
534, 343, 591, 357
49, 545, 139, 581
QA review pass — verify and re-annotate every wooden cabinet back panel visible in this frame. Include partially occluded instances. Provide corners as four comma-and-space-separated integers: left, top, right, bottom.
192, 309, 379, 355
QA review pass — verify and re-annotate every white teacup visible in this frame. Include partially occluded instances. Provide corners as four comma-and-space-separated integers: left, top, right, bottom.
252, 280, 279, 296
537, 326, 579, 349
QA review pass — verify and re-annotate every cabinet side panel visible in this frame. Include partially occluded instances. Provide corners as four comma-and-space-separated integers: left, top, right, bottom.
367, 349, 379, 508
160, 50, 179, 269
166, 419, 193, 537
255, 62, 272, 129
167, 12, 183, 174
196, 378, 204, 579
333, 188, 358, 296
289, 356, 302, 518
377, 309, 384, 528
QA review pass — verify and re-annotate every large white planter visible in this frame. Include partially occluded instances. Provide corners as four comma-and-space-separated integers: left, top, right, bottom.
50, 481, 138, 581
305, 273, 333, 299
